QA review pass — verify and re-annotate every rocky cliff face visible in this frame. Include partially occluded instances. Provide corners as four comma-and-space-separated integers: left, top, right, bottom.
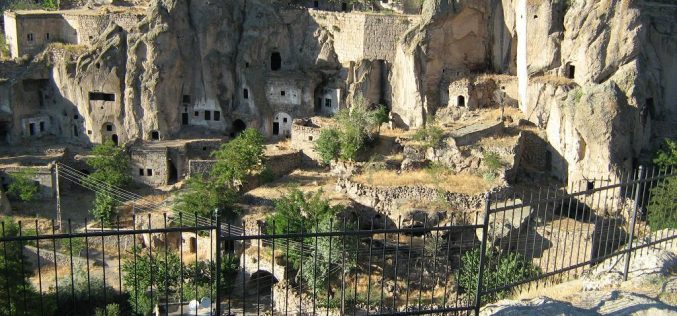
48, 0, 342, 144
19, 0, 677, 187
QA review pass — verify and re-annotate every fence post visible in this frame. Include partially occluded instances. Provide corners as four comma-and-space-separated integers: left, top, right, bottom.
623, 165, 644, 281
475, 192, 492, 315
215, 208, 222, 316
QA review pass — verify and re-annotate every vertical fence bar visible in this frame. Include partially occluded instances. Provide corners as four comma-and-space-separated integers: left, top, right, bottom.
474, 192, 491, 315
623, 165, 644, 281
215, 209, 222, 316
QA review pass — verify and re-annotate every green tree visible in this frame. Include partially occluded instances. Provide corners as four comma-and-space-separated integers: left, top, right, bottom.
413, 123, 445, 149
0, 33, 9, 59
315, 128, 342, 165
173, 173, 238, 218
211, 128, 266, 187
122, 250, 182, 314
41, 0, 57, 10
174, 128, 265, 218
86, 141, 131, 187
647, 138, 677, 230
90, 191, 117, 226
458, 248, 539, 304
373, 104, 390, 132
7, 168, 39, 202
333, 97, 381, 161
300, 216, 358, 292
0, 217, 42, 315
653, 139, 677, 167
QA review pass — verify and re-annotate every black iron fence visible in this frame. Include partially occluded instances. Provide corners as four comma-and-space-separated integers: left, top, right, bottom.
0, 166, 675, 315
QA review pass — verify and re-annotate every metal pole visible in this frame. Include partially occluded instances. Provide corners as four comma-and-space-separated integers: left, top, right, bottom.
623, 165, 644, 281
475, 192, 492, 315
215, 208, 222, 316
55, 163, 62, 231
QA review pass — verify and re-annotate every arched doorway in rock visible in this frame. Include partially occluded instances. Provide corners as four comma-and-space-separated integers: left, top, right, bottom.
458, 95, 466, 107
565, 63, 575, 79
168, 159, 178, 185
111, 134, 118, 145
232, 119, 246, 137
273, 112, 292, 138
248, 270, 278, 294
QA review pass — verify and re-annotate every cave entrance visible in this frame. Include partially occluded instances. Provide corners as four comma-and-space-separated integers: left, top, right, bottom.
168, 159, 178, 185
271, 52, 281, 71
272, 122, 279, 135
274, 112, 292, 138
232, 119, 246, 137
458, 95, 465, 107
0, 122, 8, 144
566, 63, 575, 79
182, 113, 189, 125
249, 270, 278, 293
111, 134, 118, 146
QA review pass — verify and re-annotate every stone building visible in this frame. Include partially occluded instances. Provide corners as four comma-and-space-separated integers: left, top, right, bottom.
3, 9, 143, 58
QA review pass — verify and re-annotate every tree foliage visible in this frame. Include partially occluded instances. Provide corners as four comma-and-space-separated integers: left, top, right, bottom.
458, 248, 539, 304
647, 138, 677, 230
174, 129, 265, 218
0, 217, 42, 315
7, 168, 39, 202
413, 122, 445, 149
265, 189, 358, 290
316, 96, 383, 162
315, 128, 342, 166
211, 128, 266, 187
122, 249, 238, 315
86, 141, 131, 187
90, 191, 117, 226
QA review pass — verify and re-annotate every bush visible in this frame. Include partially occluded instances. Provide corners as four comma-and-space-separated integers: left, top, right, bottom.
459, 248, 539, 304
482, 151, 503, 181
95, 304, 120, 316
86, 141, 130, 188
7, 168, 39, 202
647, 139, 677, 230
315, 128, 342, 165
0, 34, 9, 59
0, 217, 44, 315
90, 191, 117, 226
175, 129, 264, 218
315, 96, 382, 163
413, 124, 444, 149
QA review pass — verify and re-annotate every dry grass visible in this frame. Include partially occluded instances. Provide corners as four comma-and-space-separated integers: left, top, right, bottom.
531, 75, 576, 87
478, 134, 519, 148
352, 169, 492, 195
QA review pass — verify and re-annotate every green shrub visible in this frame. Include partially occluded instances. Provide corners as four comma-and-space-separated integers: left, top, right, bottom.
0, 33, 9, 59
94, 304, 120, 316
86, 141, 130, 188
259, 166, 276, 184
482, 151, 503, 181
90, 191, 117, 226
459, 248, 539, 304
413, 124, 445, 149
647, 139, 677, 230
7, 168, 39, 202
315, 128, 342, 165
175, 128, 264, 218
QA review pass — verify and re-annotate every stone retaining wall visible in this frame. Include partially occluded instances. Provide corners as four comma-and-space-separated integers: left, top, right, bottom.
336, 178, 488, 215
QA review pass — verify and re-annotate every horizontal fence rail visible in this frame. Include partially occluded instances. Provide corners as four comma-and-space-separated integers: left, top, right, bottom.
0, 166, 674, 315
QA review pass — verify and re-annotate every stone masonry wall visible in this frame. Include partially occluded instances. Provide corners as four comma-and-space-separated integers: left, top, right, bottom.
290, 119, 323, 165
336, 178, 487, 215
309, 11, 419, 63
